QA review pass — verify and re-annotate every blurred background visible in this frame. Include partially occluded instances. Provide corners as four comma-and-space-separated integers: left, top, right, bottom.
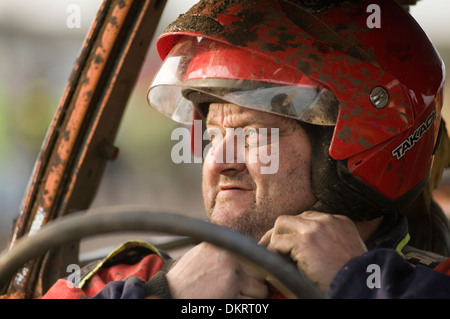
0, 0, 449, 254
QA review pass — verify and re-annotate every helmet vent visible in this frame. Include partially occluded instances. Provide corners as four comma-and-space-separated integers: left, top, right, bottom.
369, 86, 389, 109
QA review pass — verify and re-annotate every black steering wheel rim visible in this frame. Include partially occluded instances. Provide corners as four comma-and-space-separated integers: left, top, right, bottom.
0, 205, 323, 299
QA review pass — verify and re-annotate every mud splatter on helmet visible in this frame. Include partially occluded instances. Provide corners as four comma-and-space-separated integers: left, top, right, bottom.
147, 0, 445, 220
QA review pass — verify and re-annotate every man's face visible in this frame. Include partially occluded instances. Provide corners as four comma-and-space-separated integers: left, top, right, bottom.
202, 103, 317, 240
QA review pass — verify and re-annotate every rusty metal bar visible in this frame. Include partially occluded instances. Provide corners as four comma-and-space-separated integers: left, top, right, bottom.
2, 0, 166, 298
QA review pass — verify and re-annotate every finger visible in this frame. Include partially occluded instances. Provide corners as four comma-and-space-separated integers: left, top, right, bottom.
238, 274, 269, 299
265, 233, 299, 257
239, 260, 268, 282
271, 214, 312, 236
298, 210, 325, 219
263, 233, 305, 286
258, 228, 273, 246
300, 210, 358, 228
259, 213, 316, 246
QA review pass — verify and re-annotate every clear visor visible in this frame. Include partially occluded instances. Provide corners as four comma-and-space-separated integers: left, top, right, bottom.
147, 36, 338, 125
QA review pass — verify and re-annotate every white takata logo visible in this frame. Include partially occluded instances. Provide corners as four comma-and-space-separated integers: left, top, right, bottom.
392, 110, 436, 160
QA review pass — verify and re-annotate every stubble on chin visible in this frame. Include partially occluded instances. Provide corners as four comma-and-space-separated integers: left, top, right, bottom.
205, 196, 277, 241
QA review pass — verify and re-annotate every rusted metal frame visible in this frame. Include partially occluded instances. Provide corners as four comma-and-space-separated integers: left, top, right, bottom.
35, 0, 167, 296
7, 1, 110, 256
2, 0, 167, 298
1, 1, 112, 299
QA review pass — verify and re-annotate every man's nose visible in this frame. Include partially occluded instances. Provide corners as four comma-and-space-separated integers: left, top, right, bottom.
208, 130, 247, 175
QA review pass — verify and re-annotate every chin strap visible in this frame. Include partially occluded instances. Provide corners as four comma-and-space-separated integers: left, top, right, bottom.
302, 122, 424, 221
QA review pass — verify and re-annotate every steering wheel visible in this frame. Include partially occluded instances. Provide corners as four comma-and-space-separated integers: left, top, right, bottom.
0, 206, 323, 299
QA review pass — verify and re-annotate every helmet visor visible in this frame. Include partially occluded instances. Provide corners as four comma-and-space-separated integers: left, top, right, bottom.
147, 36, 338, 125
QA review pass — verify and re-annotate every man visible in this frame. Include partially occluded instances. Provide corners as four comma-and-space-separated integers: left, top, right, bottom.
164, 102, 376, 298
43, 0, 450, 299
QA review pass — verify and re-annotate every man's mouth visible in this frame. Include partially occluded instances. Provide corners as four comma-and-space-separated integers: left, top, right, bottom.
219, 184, 252, 192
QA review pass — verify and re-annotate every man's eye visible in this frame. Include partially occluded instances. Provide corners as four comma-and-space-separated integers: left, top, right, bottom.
206, 128, 223, 143
245, 128, 259, 147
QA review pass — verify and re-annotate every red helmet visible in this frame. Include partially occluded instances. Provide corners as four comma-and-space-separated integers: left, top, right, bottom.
147, 0, 445, 220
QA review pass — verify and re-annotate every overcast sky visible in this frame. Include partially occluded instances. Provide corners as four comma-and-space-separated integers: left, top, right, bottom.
0, 0, 448, 46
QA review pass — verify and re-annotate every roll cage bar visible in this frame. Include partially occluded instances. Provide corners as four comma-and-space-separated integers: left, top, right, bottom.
2, 0, 167, 298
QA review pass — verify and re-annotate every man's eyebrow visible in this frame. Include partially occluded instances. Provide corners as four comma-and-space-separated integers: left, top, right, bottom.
205, 117, 218, 126
206, 115, 275, 128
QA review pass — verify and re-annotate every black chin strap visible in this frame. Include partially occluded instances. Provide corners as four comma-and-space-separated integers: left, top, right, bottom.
301, 122, 425, 221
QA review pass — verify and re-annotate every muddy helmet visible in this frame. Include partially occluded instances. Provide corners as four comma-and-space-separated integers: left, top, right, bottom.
147, 0, 445, 220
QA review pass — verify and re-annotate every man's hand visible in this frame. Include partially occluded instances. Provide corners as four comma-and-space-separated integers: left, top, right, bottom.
259, 211, 368, 294
166, 242, 269, 299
